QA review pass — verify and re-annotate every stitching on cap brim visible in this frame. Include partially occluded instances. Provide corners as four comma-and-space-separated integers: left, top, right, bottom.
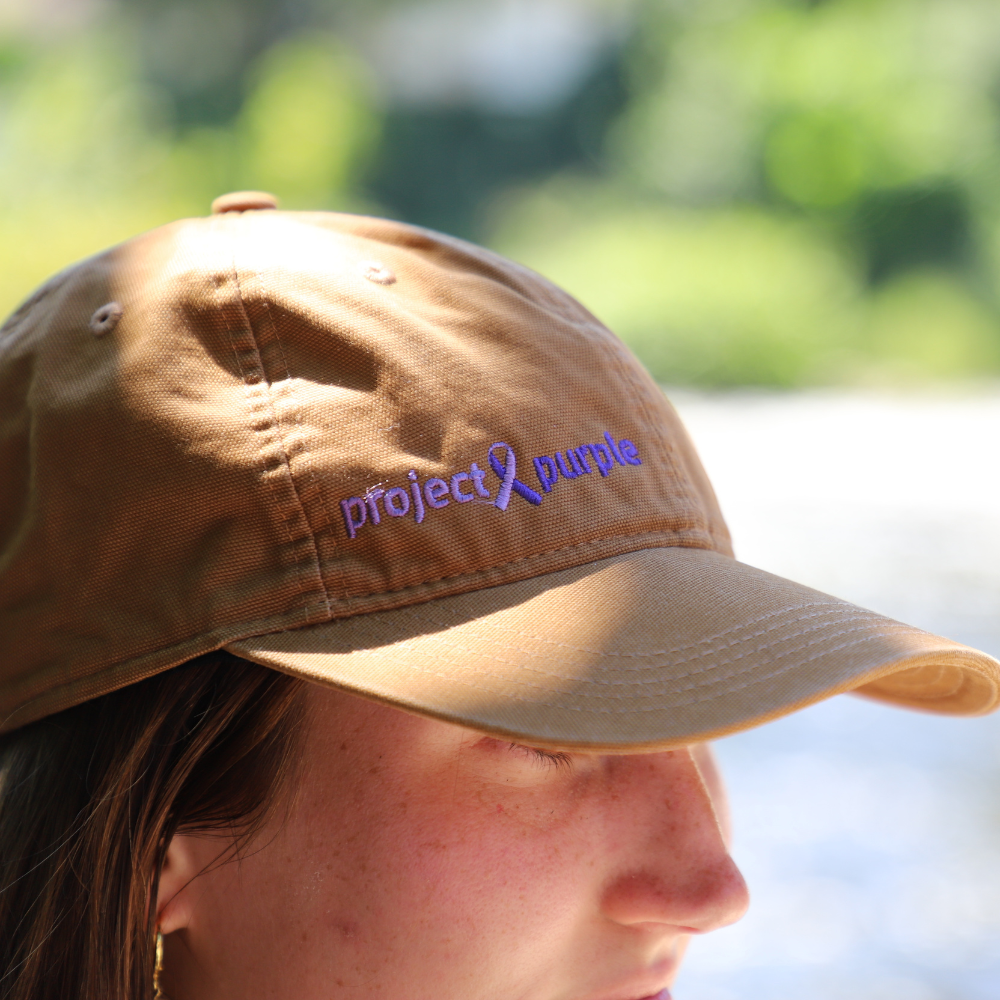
228, 547, 1000, 750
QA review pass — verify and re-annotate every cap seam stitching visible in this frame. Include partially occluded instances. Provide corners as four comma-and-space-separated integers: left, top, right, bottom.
343, 622, 946, 713
595, 325, 709, 541
322, 530, 717, 609
224, 221, 331, 619
342, 611, 904, 686
0, 600, 329, 732
255, 294, 347, 603
387, 598, 895, 661
259, 297, 335, 533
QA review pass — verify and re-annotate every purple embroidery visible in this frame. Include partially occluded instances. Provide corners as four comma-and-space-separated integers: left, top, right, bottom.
408, 470, 425, 523
555, 450, 578, 479
589, 443, 614, 477
469, 462, 491, 498
338, 430, 641, 539
532, 432, 642, 494
424, 478, 450, 509
533, 456, 558, 492
365, 488, 385, 524
450, 471, 475, 502
340, 497, 367, 539
620, 439, 642, 465
489, 442, 543, 510
605, 431, 626, 466
384, 487, 410, 517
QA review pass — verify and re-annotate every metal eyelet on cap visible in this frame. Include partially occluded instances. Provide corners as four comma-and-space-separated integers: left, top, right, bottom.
89, 302, 123, 337
360, 261, 397, 285
211, 191, 280, 214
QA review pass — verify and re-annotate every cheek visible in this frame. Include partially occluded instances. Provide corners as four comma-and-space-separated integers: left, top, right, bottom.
289, 772, 600, 967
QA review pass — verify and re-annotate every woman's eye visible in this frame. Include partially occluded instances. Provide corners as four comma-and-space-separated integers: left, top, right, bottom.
507, 742, 572, 770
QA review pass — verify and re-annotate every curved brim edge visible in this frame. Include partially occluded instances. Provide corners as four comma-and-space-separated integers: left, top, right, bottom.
227, 547, 1000, 751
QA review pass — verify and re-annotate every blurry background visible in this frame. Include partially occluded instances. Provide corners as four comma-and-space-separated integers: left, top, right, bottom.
7, 0, 1000, 387
1, 1, 998, 997
672, 391, 1000, 1000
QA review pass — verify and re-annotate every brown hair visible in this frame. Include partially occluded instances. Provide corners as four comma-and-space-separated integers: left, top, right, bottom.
0, 651, 306, 1000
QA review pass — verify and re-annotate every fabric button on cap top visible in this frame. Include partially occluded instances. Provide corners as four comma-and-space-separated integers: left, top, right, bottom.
211, 190, 279, 214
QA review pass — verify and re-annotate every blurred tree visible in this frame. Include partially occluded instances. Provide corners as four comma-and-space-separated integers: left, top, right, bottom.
855, 184, 973, 284
120, 0, 318, 125
497, 0, 1000, 385
369, 50, 629, 238
4, 0, 1000, 388
492, 180, 865, 386
238, 35, 377, 206
0, 13, 377, 317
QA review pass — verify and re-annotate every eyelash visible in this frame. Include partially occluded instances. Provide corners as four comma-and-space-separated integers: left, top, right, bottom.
509, 742, 572, 770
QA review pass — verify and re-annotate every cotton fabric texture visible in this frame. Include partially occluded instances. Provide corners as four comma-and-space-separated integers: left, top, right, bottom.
0, 199, 997, 744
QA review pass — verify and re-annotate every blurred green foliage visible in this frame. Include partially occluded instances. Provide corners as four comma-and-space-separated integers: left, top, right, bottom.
3, 0, 1000, 386
497, 0, 1000, 385
493, 181, 865, 386
0, 17, 377, 323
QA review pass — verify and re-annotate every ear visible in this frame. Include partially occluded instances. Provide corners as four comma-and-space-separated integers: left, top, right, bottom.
155, 832, 202, 934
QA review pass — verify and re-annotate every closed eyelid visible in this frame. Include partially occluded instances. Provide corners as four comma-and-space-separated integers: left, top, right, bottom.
507, 742, 574, 769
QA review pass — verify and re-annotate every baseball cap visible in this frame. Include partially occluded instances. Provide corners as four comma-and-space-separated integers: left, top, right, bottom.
1, 192, 997, 746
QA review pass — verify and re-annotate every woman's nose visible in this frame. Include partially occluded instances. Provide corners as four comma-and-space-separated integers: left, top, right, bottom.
599, 748, 750, 934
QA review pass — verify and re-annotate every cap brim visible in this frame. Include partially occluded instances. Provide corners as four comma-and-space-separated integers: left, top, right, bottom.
227, 547, 1000, 751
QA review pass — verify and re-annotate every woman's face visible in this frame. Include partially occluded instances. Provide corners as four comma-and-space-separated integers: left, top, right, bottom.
158, 684, 748, 1000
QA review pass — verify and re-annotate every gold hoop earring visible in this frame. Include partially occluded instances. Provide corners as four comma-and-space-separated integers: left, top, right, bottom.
153, 931, 170, 1000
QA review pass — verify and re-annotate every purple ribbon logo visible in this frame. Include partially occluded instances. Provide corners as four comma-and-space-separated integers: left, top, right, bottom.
338, 430, 641, 539
488, 442, 543, 510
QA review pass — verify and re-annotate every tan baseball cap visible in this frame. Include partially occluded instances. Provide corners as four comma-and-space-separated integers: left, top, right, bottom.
1, 192, 997, 745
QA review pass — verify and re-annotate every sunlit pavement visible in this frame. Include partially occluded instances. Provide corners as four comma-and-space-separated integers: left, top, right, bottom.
669, 388, 1000, 1000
